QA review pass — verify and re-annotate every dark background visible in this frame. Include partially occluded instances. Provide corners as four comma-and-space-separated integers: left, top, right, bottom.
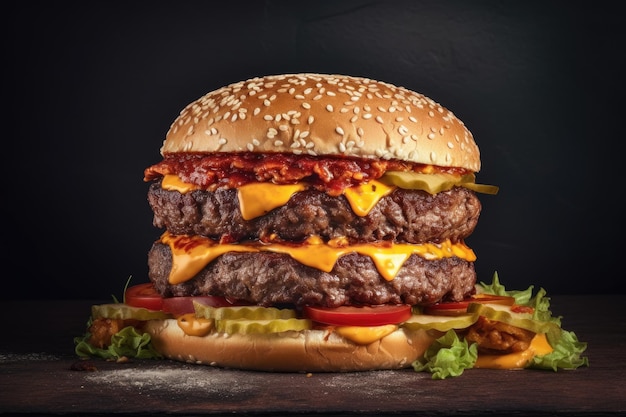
4, 1, 624, 300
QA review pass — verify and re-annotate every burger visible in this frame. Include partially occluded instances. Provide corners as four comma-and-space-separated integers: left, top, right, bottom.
75, 73, 587, 377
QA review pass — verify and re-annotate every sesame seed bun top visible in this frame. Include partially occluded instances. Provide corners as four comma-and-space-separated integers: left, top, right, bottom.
161, 73, 481, 172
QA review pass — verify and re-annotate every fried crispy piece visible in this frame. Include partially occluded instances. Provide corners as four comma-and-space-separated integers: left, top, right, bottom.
465, 316, 535, 354
87, 318, 125, 349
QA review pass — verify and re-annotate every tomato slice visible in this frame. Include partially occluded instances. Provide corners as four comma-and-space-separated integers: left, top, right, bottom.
423, 294, 516, 316
303, 304, 412, 327
125, 283, 164, 311
162, 295, 250, 316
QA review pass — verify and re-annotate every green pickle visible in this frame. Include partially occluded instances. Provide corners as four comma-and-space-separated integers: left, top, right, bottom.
216, 318, 312, 334
193, 302, 310, 335
402, 313, 478, 332
466, 303, 559, 335
91, 303, 172, 320
380, 171, 498, 195
194, 302, 297, 320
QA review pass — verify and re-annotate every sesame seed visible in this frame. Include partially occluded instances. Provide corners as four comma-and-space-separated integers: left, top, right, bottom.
326, 104, 334, 112
264, 99, 271, 106
339, 142, 346, 152
363, 113, 372, 119
429, 151, 437, 162
274, 140, 283, 146
254, 108, 261, 116
252, 138, 260, 146
247, 143, 254, 151
427, 133, 436, 140
295, 94, 305, 99
335, 127, 345, 136
218, 138, 227, 145
263, 115, 273, 121
308, 116, 314, 124
375, 116, 384, 124
302, 102, 311, 109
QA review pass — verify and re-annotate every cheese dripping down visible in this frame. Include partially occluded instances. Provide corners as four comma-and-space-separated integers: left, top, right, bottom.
161, 174, 396, 220
160, 232, 476, 285
159, 174, 476, 285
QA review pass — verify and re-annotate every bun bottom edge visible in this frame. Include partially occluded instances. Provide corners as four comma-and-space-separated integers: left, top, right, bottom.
144, 319, 437, 372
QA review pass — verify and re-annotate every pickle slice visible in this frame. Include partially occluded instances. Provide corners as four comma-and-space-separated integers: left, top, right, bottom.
402, 313, 478, 332
193, 302, 297, 321
91, 303, 172, 320
380, 171, 498, 195
216, 318, 312, 334
467, 303, 558, 334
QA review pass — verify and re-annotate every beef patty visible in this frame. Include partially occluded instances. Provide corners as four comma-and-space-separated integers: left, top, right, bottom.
148, 243, 477, 307
147, 183, 481, 244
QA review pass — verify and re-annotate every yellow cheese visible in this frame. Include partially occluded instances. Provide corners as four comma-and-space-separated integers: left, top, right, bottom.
474, 333, 554, 369
161, 174, 200, 193
335, 324, 398, 345
237, 182, 307, 220
161, 176, 395, 219
161, 232, 476, 285
343, 180, 395, 216
161, 233, 257, 284
176, 313, 213, 336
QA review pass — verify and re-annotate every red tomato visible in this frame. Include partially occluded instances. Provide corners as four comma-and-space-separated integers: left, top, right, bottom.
423, 294, 516, 316
125, 283, 164, 311
162, 295, 251, 316
303, 304, 412, 327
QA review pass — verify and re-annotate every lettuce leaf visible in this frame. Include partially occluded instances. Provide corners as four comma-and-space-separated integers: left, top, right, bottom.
531, 329, 589, 371
413, 272, 588, 378
412, 330, 477, 379
74, 325, 162, 360
477, 272, 587, 370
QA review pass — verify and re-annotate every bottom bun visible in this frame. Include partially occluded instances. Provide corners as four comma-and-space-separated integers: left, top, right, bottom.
144, 319, 436, 372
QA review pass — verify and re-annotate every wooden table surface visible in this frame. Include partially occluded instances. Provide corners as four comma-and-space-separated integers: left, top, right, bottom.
1, 295, 624, 416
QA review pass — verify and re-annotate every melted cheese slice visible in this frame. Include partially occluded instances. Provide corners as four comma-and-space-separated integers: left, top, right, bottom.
161, 232, 476, 285
237, 182, 307, 220
160, 175, 394, 218
161, 174, 200, 193
343, 180, 395, 216
335, 324, 398, 345
474, 333, 554, 369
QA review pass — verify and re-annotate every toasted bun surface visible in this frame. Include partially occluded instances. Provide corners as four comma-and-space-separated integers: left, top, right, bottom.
145, 319, 437, 372
162, 73, 481, 172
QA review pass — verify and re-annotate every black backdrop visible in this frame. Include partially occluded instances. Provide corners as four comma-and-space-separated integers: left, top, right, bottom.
5, 1, 624, 300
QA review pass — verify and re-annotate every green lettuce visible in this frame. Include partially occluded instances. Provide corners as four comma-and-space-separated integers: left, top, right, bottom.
412, 330, 477, 379
413, 272, 588, 378
478, 272, 588, 370
74, 323, 162, 360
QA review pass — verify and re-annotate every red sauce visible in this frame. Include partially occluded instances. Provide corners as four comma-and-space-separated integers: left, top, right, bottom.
144, 152, 469, 196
